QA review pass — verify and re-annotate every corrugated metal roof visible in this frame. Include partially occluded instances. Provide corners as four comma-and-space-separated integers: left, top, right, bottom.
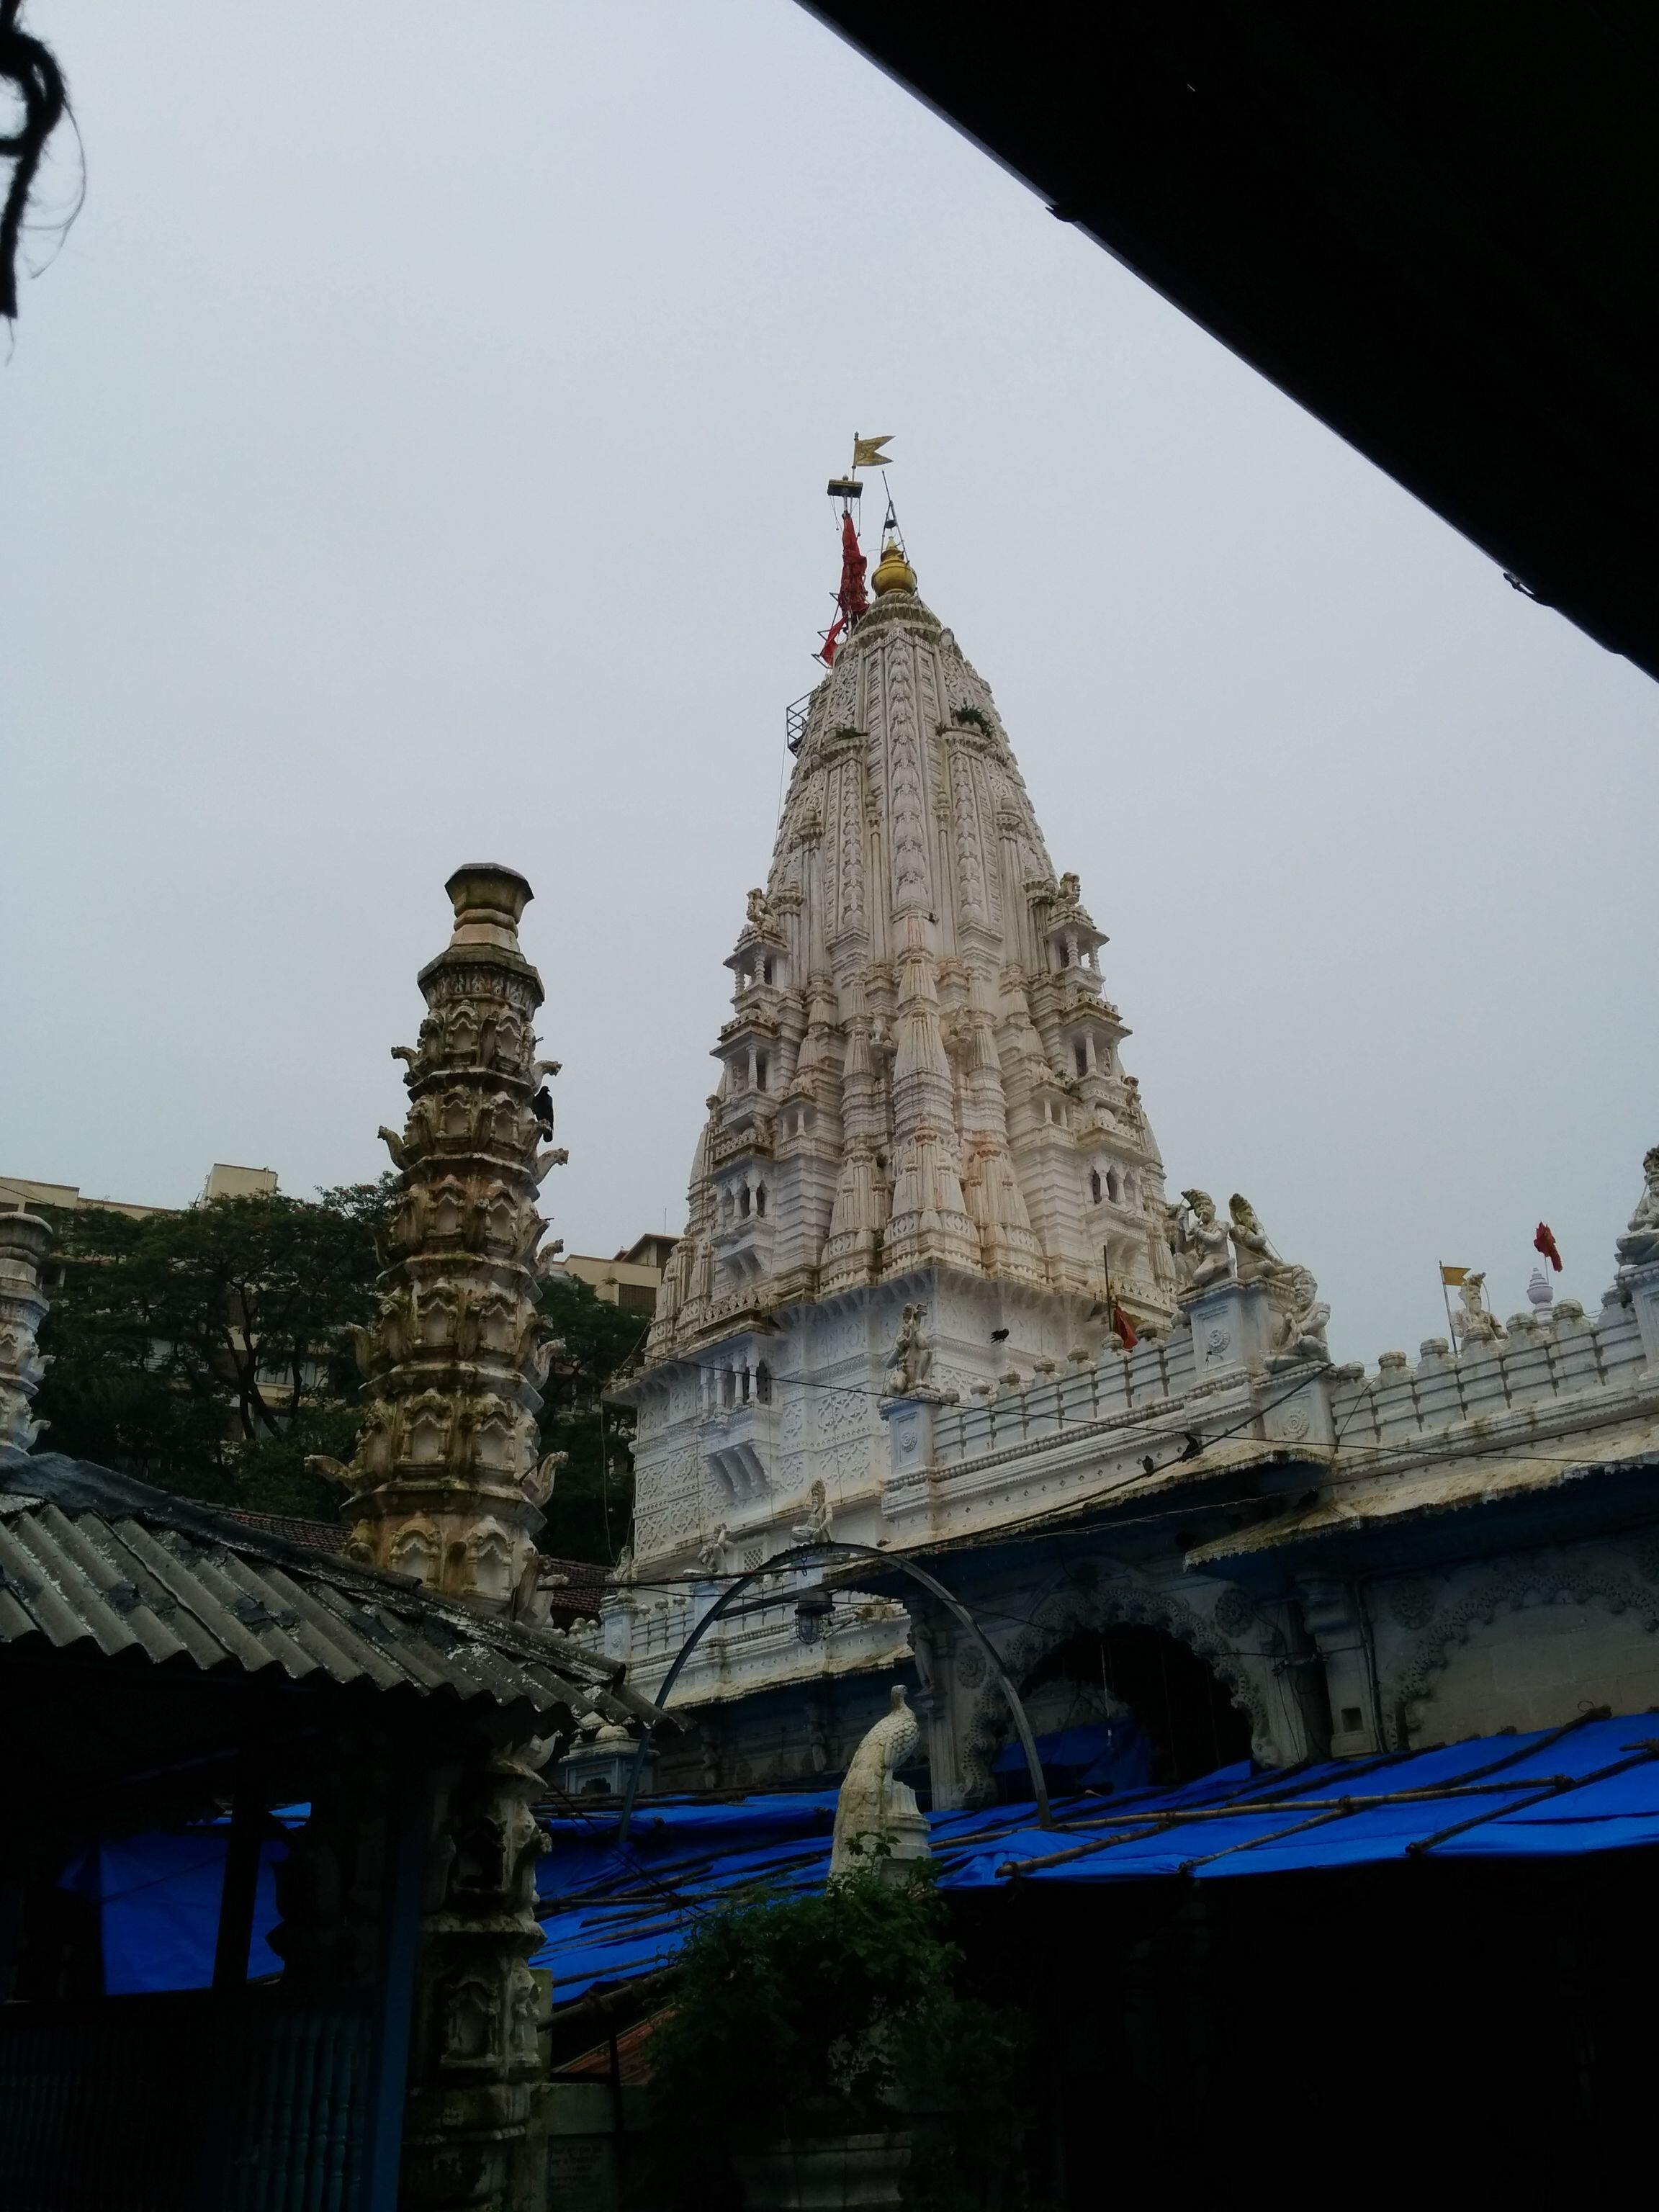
0, 1448, 657, 1728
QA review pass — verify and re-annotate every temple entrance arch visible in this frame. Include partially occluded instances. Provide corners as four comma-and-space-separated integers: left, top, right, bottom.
960, 1570, 1277, 1802
1017, 1623, 1253, 1789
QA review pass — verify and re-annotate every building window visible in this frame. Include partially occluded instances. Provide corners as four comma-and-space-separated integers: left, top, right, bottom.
762, 958, 774, 985
740, 1365, 752, 1404
739, 1186, 752, 1218
755, 1052, 769, 1092
721, 1367, 736, 1408
1107, 1169, 1120, 1204
617, 1282, 656, 1313
755, 1360, 773, 1404
1075, 1041, 1089, 1078
1089, 1169, 1102, 1205
755, 1182, 767, 1217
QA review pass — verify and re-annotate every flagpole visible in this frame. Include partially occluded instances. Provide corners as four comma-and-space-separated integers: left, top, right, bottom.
1439, 1263, 1458, 1351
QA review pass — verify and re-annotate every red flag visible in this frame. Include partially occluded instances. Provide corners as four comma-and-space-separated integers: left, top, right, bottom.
1111, 1300, 1138, 1352
1534, 1221, 1563, 1272
817, 512, 868, 665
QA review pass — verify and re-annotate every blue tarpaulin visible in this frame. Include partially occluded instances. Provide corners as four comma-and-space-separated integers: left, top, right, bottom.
63, 1714, 1659, 2002
60, 1810, 305, 1995
531, 1710, 1659, 2001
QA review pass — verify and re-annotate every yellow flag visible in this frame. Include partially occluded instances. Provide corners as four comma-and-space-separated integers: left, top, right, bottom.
852, 434, 893, 469
1440, 1264, 1469, 1286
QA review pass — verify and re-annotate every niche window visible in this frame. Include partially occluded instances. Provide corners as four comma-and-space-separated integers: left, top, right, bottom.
721, 1367, 736, 1409
762, 958, 775, 985
739, 1186, 752, 1219
1089, 1169, 1102, 1205
755, 1361, 773, 1405
755, 1182, 767, 1218
1074, 1041, 1089, 1078
755, 1052, 769, 1092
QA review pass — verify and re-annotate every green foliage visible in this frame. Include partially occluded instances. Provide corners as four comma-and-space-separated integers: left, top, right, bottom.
951, 703, 992, 734
646, 1872, 1034, 2208
533, 1271, 647, 1564
34, 1180, 394, 1521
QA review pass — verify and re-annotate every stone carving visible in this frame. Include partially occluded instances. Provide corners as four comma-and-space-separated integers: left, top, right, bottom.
1267, 1264, 1332, 1367
1227, 1195, 1291, 1287
1452, 1272, 1506, 1349
830, 1684, 929, 1876
886, 1302, 934, 1395
403, 1733, 558, 2207
1617, 1145, 1659, 1267
0, 1210, 53, 1450
790, 1478, 835, 1546
1166, 1190, 1233, 1293
310, 866, 562, 1615
1388, 1578, 1436, 1631
696, 1522, 730, 1576
1386, 1562, 1659, 1725
1211, 1586, 1257, 1640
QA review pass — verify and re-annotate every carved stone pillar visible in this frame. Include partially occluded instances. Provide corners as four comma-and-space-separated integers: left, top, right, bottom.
402, 1736, 554, 2212
0, 1210, 53, 1451
906, 1599, 966, 1812
318, 866, 565, 1614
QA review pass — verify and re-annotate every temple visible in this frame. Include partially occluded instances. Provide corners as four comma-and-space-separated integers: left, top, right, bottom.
595, 521, 1659, 1801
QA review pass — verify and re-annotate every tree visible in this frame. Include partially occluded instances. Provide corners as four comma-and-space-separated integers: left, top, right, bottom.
34, 1181, 393, 1521
533, 1271, 649, 1565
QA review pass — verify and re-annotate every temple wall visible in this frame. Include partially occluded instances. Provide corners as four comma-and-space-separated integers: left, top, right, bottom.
1368, 1540, 1659, 1746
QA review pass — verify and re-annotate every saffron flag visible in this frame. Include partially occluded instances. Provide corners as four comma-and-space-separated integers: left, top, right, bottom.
852, 433, 893, 469
1111, 1300, 1138, 1352
817, 511, 869, 667
1440, 1264, 1470, 1286
1534, 1222, 1563, 1272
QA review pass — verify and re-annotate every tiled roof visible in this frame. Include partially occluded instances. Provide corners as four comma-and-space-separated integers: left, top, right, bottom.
219, 1505, 347, 1552
0, 1449, 657, 1727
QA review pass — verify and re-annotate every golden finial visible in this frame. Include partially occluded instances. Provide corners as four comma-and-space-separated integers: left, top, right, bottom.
871, 535, 916, 595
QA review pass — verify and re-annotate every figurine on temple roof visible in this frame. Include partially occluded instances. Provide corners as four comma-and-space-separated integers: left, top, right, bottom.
1617, 1146, 1659, 1267
1453, 1272, 1506, 1348
886, 1303, 934, 1395
1228, 1194, 1293, 1287
1174, 1190, 1234, 1292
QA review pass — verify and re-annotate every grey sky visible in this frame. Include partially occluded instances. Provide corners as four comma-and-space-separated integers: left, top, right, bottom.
3, 1, 1654, 1364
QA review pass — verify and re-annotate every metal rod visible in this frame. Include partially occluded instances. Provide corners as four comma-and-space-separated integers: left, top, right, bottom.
1408, 1742, 1658, 1854
212, 1762, 264, 1992
1000, 1708, 1615, 1876
613, 1539, 1053, 1845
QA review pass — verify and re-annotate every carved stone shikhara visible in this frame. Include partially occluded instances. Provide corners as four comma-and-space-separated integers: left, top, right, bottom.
316, 864, 564, 1615
0, 1210, 52, 1451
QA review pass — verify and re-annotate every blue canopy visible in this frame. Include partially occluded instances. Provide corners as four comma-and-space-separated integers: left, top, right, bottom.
531, 1710, 1659, 2001
61, 1713, 1659, 2000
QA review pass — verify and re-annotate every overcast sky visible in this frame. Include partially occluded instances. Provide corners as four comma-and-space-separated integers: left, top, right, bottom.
3, 2, 1654, 1364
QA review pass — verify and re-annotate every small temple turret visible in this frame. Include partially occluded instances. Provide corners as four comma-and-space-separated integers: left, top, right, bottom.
0, 1209, 53, 1451
315, 863, 565, 1614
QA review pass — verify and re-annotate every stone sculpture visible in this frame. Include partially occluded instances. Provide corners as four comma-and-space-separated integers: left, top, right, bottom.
1228, 1194, 1290, 1286
1172, 1190, 1234, 1292
1617, 1146, 1659, 1267
696, 1523, 729, 1577
791, 1479, 834, 1546
308, 864, 564, 1614
0, 1210, 52, 1451
829, 1683, 929, 1876
1267, 1264, 1331, 1367
886, 1301, 934, 1395
1452, 1272, 1506, 1348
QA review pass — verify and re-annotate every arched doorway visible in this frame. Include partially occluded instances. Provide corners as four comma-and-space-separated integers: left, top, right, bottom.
1019, 1623, 1252, 1787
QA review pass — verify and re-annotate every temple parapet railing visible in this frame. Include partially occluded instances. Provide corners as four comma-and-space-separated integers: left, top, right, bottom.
1326, 1282, 1655, 1457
